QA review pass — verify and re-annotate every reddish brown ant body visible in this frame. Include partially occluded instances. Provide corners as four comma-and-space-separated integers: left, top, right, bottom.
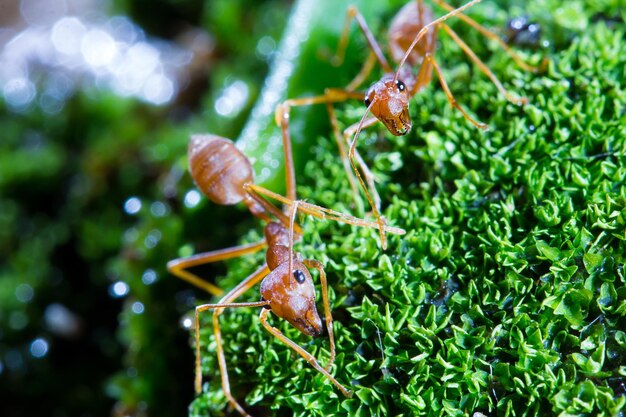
276, 0, 546, 247
167, 134, 404, 417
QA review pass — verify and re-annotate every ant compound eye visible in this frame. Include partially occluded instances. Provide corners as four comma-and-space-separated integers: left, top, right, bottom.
364, 97, 371, 107
396, 80, 406, 91
293, 270, 306, 284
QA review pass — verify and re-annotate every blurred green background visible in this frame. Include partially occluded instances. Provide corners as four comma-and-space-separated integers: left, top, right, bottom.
1, 0, 625, 416
0, 0, 294, 415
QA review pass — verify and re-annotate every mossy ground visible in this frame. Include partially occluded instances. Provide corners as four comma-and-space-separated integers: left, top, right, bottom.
186, 1, 626, 416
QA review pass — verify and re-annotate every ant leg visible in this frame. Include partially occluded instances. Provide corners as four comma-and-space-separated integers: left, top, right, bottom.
347, 110, 388, 249
441, 23, 528, 105
345, 51, 378, 92
410, 47, 435, 96
275, 89, 364, 205
396, 0, 481, 76
243, 183, 406, 235
333, 5, 392, 72
275, 89, 374, 214
276, 90, 363, 203
341, 115, 386, 240
423, 53, 488, 129
326, 103, 361, 208
343, 116, 384, 211
259, 308, 353, 397
195, 265, 270, 414
432, 0, 548, 72
275, 89, 364, 130
303, 259, 335, 372
167, 241, 267, 296
243, 185, 304, 235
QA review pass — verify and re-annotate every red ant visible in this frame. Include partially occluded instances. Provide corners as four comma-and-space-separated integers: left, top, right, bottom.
276, 0, 546, 249
167, 134, 404, 416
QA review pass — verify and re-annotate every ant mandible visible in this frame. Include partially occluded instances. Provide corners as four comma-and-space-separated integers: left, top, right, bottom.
276, 0, 546, 248
167, 134, 404, 417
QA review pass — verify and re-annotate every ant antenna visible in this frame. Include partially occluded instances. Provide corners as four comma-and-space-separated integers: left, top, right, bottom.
348, 101, 389, 249
395, 0, 482, 82
288, 200, 300, 280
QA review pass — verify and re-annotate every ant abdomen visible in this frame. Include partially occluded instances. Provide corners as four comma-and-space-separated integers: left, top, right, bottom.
188, 134, 254, 206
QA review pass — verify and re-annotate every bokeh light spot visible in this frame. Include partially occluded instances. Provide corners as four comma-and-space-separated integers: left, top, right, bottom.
109, 281, 129, 298
131, 302, 144, 314
124, 197, 142, 215
30, 338, 49, 358
15, 284, 34, 303
141, 269, 157, 285
183, 190, 201, 208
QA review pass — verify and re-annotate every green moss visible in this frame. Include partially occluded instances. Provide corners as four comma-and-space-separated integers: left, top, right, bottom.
184, 0, 626, 416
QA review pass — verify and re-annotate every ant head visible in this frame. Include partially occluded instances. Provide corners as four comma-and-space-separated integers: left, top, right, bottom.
260, 262, 323, 337
364, 75, 411, 136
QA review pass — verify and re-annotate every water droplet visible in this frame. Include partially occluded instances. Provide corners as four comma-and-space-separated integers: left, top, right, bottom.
131, 301, 144, 314
51, 17, 87, 56
150, 201, 167, 217
39, 93, 65, 114
81, 29, 118, 68
45, 303, 81, 338
109, 281, 129, 298
181, 316, 193, 330
30, 338, 49, 358
214, 80, 249, 117
141, 269, 157, 285
124, 197, 142, 215
106, 16, 138, 44
127, 42, 160, 75
144, 229, 162, 249
123, 227, 139, 244
15, 284, 34, 303
184, 190, 201, 208
3, 77, 36, 109
256, 36, 276, 58
260, 167, 271, 182
142, 73, 174, 105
